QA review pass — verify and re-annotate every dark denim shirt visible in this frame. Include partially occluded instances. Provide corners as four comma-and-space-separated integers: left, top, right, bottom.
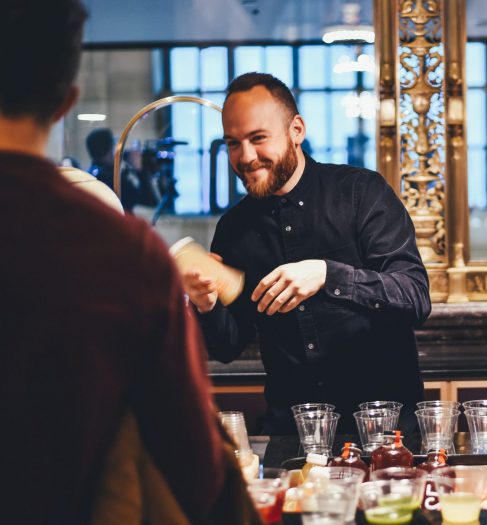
199, 155, 431, 433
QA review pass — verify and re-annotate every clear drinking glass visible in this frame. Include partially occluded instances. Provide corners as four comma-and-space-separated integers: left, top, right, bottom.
416, 400, 461, 410
291, 403, 335, 417
415, 408, 460, 454
359, 479, 425, 525
435, 466, 487, 523
294, 410, 340, 455
298, 481, 347, 525
358, 401, 403, 428
307, 466, 365, 522
353, 409, 396, 453
465, 407, 487, 454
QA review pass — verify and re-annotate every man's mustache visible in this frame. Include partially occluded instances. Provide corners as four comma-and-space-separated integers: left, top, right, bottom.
237, 160, 273, 175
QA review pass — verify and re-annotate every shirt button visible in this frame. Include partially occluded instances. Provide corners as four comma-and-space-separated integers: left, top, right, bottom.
280, 197, 287, 204
374, 303, 380, 309
299, 201, 304, 206
285, 225, 292, 232
334, 288, 341, 296
307, 343, 315, 350
317, 381, 324, 387
298, 305, 305, 312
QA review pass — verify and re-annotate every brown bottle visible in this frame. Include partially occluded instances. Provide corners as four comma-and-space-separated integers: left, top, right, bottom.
329, 442, 370, 481
417, 449, 449, 511
370, 430, 413, 472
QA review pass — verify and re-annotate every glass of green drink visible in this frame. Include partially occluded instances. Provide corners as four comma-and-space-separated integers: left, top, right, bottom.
359, 479, 425, 525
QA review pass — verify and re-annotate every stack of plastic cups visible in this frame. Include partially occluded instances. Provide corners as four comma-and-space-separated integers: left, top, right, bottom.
358, 401, 403, 429
292, 406, 340, 457
219, 411, 254, 467
353, 409, 397, 454
415, 402, 460, 454
463, 400, 487, 454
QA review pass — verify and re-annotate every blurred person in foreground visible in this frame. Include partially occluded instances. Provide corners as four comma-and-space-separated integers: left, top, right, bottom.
183, 72, 431, 436
0, 2, 259, 524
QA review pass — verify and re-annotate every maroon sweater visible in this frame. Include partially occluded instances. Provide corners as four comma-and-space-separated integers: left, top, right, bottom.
0, 152, 224, 524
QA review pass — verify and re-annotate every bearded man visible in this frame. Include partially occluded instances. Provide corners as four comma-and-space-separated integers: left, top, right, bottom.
183, 72, 431, 435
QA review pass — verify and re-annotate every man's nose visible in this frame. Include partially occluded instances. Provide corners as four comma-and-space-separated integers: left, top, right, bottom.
240, 142, 257, 164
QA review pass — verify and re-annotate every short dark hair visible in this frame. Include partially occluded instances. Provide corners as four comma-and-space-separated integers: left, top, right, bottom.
0, 0, 88, 124
86, 128, 114, 161
224, 72, 299, 121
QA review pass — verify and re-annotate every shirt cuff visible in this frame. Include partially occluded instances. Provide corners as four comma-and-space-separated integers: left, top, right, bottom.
322, 259, 354, 302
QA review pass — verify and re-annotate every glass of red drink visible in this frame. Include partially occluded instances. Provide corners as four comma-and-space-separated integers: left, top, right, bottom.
249, 468, 290, 524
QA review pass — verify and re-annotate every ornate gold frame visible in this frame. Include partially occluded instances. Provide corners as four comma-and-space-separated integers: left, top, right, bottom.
375, 0, 487, 302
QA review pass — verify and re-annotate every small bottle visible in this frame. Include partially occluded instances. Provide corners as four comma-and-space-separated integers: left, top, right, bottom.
301, 452, 329, 480
370, 430, 413, 472
417, 449, 449, 511
329, 442, 370, 481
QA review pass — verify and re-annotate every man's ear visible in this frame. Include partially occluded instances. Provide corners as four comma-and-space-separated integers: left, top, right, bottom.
289, 114, 306, 146
51, 85, 79, 123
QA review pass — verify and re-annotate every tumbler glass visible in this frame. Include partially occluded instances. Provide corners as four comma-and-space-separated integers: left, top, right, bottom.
294, 411, 340, 455
464, 408, 487, 454
415, 408, 460, 454
353, 409, 396, 453
358, 401, 403, 428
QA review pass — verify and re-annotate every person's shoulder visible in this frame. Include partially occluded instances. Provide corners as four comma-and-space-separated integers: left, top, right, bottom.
313, 161, 383, 183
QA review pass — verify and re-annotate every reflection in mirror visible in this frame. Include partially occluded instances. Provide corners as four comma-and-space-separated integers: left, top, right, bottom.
61, 40, 376, 249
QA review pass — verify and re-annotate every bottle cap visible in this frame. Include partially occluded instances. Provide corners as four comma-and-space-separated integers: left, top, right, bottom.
305, 452, 329, 466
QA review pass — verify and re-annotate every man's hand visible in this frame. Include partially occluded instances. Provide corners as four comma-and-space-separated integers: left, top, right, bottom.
181, 254, 222, 313
251, 260, 327, 315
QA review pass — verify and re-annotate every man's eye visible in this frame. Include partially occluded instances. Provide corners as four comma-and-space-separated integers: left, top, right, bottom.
252, 135, 266, 142
226, 141, 238, 149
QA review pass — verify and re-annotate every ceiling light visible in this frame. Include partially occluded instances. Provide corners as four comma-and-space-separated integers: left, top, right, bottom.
77, 113, 107, 122
322, 2, 374, 44
323, 27, 375, 44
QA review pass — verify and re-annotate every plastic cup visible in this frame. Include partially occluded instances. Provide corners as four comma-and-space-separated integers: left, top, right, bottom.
359, 479, 425, 524
434, 466, 487, 522
415, 408, 460, 454
294, 411, 340, 456
218, 411, 254, 466
416, 400, 461, 410
358, 402, 403, 428
298, 481, 347, 525
353, 409, 396, 453
307, 466, 365, 522
465, 408, 487, 454
250, 469, 290, 524
247, 483, 278, 525
463, 399, 487, 410
291, 403, 336, 417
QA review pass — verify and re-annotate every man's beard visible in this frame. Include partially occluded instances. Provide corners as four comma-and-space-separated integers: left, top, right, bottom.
236, 139, 298, 199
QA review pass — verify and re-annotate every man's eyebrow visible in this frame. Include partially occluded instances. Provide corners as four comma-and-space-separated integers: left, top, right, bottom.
223, 129, 268, 141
